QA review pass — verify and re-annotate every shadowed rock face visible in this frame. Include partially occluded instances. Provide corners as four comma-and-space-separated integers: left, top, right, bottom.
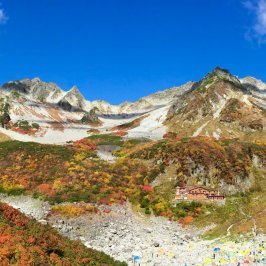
2, 80, 31, 94
58, 99, 73, 111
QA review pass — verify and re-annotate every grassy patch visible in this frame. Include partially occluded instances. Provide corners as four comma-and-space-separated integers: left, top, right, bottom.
87, 134, 124, 146
0, 185, 25, 196
0, 132, 10, 142
193, 167, 266, 238
0, 141, 73, 160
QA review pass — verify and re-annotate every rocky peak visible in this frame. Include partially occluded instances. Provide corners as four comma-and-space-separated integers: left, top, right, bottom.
189, 67, 243, 97
204, 67, 240, 84
209, 66, 230, 76
60, 86, 86, 110
68, 86, 82, 96
1, 78, 65, 104
240, 76, 266, 92
119, 101, 133, 107
31, 77, 41, 83
81, 107, 101, 125
2, 79, 32, 94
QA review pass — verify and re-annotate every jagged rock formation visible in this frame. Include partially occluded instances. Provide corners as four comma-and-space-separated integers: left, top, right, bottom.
81, 107, 101, 125
1, 78, 65, 103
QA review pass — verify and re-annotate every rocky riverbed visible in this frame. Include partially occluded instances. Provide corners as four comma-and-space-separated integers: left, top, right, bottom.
96, 145, 119, 162
0, 194, 265, 265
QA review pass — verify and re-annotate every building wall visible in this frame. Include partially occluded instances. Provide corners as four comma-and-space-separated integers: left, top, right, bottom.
208, 196, 224, 200
189, 187, 209, 194
175, 186, 224, 201
187, 194, 208, 200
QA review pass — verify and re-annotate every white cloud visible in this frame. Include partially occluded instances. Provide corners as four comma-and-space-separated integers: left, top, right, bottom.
0, 3, 8, 24
244, 0, 266, 43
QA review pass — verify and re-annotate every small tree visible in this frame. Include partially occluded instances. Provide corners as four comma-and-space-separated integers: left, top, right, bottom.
0, 102, 11, 128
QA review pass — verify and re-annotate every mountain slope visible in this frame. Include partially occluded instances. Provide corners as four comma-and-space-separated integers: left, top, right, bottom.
166, 67, 266, 141
0, 202, 126, 265
0, 77, 191, 143
0, 68, 265, 143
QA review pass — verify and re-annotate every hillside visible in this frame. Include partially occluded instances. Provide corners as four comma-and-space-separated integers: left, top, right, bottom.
128, 136, 266, 194
119, 136, 266, 236
0, 202, 126, 265
166, 67, 266, 141
0, 136, 265, 229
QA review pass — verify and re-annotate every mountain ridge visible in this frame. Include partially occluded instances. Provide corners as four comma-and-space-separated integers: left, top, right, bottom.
0, 67, 265, 143
166, 67, 266, 141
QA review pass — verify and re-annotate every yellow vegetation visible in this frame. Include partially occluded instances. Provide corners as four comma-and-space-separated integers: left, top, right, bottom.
51, 204, 97, 217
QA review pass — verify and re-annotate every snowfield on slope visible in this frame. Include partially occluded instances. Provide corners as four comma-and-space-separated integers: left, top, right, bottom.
0, 126, 90, 144
127, 104, 170, 140
0, 103, 170, 143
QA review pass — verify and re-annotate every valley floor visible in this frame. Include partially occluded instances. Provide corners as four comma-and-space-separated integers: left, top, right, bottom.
0, 194, 265, 265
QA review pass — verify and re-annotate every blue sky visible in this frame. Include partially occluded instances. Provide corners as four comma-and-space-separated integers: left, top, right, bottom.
0, 0, 266, 104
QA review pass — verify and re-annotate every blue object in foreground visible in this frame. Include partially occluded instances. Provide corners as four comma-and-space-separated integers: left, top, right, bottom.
133, 255, 140, 261
214, 247, 220, 252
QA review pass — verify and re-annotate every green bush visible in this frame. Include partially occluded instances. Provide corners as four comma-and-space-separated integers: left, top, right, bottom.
16, 120, 31, 130
15, 120, 40, 130
32, 122, 40, 129
0, 186, 25, 196
140, 197, 149, 208
145, 207, 151, 214
87, 134, 123, 146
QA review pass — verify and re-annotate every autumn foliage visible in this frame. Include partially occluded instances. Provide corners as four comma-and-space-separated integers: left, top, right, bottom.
0, 140, 152, 207
143, 184, 153, 192
73, 139, 97, 151
51, 204, 98, 217
0, 203, 126, 266
112, 131, 127, 137
0, 203, 126, 265
179, 215, 194, 227
0, 137, 265, 223
130, 136, 266, 185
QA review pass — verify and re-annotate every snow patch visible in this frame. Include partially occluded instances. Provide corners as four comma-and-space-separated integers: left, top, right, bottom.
127, 105, 170, 140
192, 121, 210, 137
242, 95, 252, 106
213, 95, 228, 119
0, 126, 90, 144
212, 131, 220, 139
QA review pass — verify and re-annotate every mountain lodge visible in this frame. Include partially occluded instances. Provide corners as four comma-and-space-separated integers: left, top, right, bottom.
175, 186, 224, 201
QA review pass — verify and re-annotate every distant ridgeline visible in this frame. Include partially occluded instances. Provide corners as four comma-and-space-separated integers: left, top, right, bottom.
0, 67, 265, 143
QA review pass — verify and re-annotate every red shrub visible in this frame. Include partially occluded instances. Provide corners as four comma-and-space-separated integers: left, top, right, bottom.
0, 204, 28, 227
100, 198, 110, 205
0, 234, 11, 243
112, 131, 127, 136
37, 183, 55, 197
143, 184, 153, 192
163, 133, 171, 139
73, 139, 97, 151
